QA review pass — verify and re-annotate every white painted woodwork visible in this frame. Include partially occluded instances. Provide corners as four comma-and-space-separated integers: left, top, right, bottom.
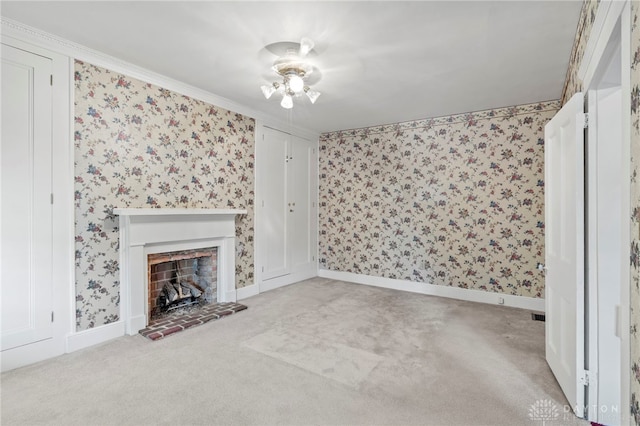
258, 126, 315, 284
114, 208, 246, 335
0, 36, 73, 372
583, 10, 626, 422
287, 134, 313, 273
591, 85, 623, 425
578, 0, 627, 89
319, 269, 545, 312
1, 44, 54, 351
544, 92, 585, 418
260, 128, 289, 280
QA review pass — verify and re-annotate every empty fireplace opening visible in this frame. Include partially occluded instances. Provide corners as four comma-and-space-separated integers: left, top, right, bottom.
147, 248, 218, 322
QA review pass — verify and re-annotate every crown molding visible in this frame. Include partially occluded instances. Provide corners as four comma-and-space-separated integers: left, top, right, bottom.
1, 17, 319, 140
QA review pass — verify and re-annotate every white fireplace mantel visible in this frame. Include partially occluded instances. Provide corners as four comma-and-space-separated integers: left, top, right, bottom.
114, 208, 247, 335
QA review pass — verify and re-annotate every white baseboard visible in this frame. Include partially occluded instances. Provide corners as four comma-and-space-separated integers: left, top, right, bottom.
236, 283, 259, 300
1, 337, 66, 372
260, 269, 318, 293
318, 270, 545, 312
66, 321, 125, 353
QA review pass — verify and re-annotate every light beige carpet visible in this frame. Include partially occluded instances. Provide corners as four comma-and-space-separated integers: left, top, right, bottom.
0, 278, 587, 425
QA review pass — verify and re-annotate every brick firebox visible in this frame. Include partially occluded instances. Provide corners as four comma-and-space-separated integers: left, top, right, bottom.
147, 248, 217, 322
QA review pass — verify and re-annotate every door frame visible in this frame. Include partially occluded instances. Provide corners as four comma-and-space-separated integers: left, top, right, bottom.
0, 36, 74, 372
578, 1, 631, 423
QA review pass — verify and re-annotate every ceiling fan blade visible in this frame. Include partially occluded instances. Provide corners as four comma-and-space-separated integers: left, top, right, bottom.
299, 37, 314, 57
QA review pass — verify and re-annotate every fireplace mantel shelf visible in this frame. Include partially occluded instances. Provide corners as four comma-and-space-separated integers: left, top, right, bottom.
113, 208, 247, 216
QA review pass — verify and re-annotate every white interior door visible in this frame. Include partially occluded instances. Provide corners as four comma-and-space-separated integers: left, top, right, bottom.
1, 44, 54, 351
287, 137, 312, 273
260, 127, 289, 280
544, 92, 585, 417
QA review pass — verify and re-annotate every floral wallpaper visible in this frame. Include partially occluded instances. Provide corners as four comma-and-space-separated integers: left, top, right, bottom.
74, 61, 255, 331
319, 101, 558, 299
561, 0, 599, 104
630, 2, 640, 422
563, 0, 639, 421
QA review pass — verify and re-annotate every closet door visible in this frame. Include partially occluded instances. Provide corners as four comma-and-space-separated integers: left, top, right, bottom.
261, 127, 289, 280
287, 136, 312, 273
258, 126, 316, 286
1, 44, 54, 351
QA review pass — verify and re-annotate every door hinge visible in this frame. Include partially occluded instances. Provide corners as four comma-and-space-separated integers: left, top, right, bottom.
583, 113, 589, 128
50, 74, 53, 86
262, 200, 265, 207
579, 370, 595, 386
50, 193, 54, 204
51, 311, 54, 322
262, 266, 265, 272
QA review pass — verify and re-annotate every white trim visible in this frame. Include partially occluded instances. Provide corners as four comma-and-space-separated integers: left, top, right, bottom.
67, 55, 77, 340
311, 135, 320, 278
112, 208, 246, 217
619, 3, 631, 424
252, 124, 262, 294
0, 17, 319, 139
318, 270, 545, 312
580, 1, 631, 423
65, 321, 125, 353
253, 120, 320, 295
236, 283, 259, 300
2, 338, 65, 372
0, 36, 74, 372
586, 89, 601, 420
224, 289, 238, 303
579, 0, 627, 89
115, 210, 242, 335
261, 269, 318, 293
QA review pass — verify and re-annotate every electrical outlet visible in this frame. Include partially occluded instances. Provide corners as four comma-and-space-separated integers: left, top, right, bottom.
498, 297, 505, 305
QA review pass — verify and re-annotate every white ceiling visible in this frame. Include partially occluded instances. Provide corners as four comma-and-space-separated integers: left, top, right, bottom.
1, 1, 582, 133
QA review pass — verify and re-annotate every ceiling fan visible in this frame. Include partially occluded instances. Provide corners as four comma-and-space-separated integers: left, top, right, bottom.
260, 37, 321, 109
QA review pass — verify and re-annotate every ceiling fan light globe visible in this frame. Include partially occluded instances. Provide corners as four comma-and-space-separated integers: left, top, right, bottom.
299, 37, 314, 56
305, 88, 321, 104
281, 94, 293, 109
288, 75, 305, 93
261, 84, 276, 99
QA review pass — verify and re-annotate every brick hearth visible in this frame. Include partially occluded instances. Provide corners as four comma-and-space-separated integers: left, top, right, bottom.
139, 302, 247, 341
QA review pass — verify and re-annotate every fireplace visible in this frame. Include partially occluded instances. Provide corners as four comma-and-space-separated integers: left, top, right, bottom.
114, 208, 246, 335
147, 247, 218, 321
